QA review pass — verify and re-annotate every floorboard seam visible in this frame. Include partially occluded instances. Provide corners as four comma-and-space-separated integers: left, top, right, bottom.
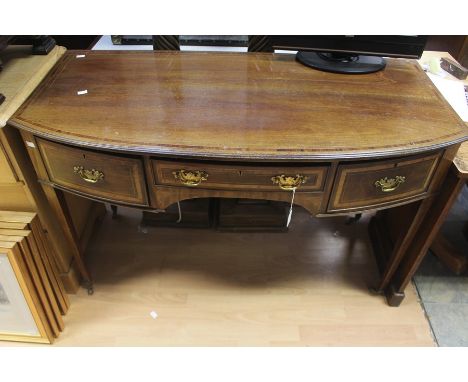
412, 278, 439, 347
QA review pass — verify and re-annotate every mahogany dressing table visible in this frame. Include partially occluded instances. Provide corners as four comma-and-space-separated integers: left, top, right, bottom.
8, 51, 468, 306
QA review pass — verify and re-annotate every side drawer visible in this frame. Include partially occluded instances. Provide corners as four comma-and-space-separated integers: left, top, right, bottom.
328, 152, 441, 212
151, 159, 329, 192
37, 138, 148, 206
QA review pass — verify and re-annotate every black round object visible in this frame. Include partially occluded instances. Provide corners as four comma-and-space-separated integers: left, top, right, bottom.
296, 51, 386, 74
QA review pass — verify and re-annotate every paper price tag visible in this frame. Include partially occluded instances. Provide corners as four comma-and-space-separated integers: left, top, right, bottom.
286, 188, 296, 228
149, 311, 158, 319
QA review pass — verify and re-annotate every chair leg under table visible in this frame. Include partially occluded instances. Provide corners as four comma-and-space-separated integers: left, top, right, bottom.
111, 204, 118, 219
430, 231, 467, 275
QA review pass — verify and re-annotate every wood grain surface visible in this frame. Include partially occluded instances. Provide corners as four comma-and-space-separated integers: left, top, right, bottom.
152, 159, 328, 191
0, 207, 435, 346
328, 152, 441, 212
10, 50, 468, 161
37, 138, 149, 206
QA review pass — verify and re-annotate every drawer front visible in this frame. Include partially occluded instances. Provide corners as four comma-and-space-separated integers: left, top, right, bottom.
37, 139, 148, 206
152, 160, 328, 192
328, 153, 440, 212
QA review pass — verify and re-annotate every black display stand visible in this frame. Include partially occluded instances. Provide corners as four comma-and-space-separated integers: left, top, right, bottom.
296, 51, 386, 74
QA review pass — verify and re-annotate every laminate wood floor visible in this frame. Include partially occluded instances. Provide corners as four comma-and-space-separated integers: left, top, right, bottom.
4, 206, 435, 346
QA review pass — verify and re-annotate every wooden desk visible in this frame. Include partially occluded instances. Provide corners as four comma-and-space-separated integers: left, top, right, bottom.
8, 51, 468, 305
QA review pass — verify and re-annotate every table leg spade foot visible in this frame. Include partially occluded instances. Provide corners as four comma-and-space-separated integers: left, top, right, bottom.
81, 279, 94, 296
385, 284, 405, 307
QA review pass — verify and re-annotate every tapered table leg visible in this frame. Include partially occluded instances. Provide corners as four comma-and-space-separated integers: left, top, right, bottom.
387, 165, 467, 305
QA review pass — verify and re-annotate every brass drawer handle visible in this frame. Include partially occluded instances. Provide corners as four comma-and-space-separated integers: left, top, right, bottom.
271, 174, 308, 191
374, 176, 406, 192
173, 169, 208, 187
73, 166, 104, 184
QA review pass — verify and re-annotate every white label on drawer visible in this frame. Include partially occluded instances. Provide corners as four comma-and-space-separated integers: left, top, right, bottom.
76, 54, 86, 58
25, 141, 36, 148
77, 90, 88, 95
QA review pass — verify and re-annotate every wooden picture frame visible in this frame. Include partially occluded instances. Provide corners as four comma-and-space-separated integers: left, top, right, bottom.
0, 241, 53, 344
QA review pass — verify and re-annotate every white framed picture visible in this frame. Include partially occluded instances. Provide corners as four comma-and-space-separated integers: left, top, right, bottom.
0, 243, 53, 344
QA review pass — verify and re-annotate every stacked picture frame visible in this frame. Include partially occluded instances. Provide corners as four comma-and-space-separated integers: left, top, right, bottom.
0, 211, 69, 344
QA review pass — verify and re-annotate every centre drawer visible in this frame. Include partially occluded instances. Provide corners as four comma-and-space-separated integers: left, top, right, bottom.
151, 159, 328, 192
328, 152, 441, 212
37, 139, 148, 206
